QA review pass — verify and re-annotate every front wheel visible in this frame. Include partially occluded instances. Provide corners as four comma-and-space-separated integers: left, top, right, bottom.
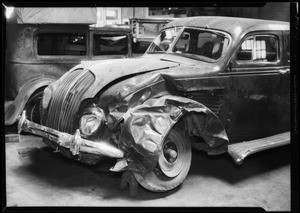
133, 126, 191, 192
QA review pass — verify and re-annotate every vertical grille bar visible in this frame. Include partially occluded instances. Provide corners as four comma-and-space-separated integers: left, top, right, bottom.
61, 72, 95, 132
46, 69, 95, 134
49, 70, 81, 130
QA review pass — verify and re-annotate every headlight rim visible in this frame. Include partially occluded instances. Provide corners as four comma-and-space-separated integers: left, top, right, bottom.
79, 106, 106, 137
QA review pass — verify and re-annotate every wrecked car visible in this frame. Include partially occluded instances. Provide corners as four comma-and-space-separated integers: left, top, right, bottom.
18, 16, 290, 193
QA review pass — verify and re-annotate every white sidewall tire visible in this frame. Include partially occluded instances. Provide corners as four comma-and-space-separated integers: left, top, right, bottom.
133, 127, 191, 192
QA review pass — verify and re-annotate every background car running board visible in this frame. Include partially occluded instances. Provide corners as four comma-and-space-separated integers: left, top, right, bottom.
227, 131, 290, 165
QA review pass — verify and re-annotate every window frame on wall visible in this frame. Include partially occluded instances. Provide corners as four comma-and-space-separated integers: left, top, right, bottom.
235, 32, 281, 67
105, 7, 121, 25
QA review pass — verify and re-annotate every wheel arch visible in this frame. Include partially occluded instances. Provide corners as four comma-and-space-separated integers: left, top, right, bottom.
119, 95, 229, 174
5, 77, 56, 125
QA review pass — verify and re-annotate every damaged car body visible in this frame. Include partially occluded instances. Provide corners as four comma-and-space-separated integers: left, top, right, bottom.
18, 16, 290, 192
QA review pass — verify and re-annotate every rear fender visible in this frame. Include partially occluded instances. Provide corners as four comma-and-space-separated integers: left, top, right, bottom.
118, 95, 229, 174
5, 78, 56, 125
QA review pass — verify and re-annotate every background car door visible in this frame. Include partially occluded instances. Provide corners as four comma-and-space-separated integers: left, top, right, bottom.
227, 31, 290, 142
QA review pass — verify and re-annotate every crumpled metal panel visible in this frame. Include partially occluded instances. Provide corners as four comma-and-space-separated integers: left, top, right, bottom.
81, 57, 180, 100
99, 72, 169, 128
118, 95, 229, 174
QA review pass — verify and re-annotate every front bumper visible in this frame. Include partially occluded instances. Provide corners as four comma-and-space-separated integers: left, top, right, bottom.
17, 111, 124, 159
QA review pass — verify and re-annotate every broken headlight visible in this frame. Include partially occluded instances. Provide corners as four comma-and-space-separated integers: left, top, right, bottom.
79, 105, 106, 136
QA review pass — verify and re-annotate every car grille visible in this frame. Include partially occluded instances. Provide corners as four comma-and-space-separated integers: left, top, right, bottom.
46, 69, 95, 134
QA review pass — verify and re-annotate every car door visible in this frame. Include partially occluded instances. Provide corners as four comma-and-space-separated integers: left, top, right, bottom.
168, 28, 232, 128
227, 31, 290, 142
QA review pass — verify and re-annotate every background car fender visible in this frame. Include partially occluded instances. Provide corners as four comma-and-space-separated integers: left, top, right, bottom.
5, 77, 56, 125
118, 95, 229, 174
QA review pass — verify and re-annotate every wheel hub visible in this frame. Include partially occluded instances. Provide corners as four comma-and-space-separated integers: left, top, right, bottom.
158, 139, 185, 178
163, 142, 178, 163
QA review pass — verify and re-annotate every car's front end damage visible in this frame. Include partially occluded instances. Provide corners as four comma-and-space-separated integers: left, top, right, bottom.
18, 110, 124, 158
18, 23, 231, 193
18, 57, 229, 168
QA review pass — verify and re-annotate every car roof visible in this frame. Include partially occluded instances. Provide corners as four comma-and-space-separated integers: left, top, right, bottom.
164, 16, 289, 35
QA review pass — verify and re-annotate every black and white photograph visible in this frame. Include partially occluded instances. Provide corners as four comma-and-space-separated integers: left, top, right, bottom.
2, 2, 298, 211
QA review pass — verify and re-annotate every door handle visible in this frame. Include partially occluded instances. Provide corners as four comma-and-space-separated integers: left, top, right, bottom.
279, 69, 290, 74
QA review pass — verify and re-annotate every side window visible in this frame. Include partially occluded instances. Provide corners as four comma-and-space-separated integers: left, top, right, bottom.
37, 33, 86, 56
237, 35, 279, 63
93, 34, 128, 55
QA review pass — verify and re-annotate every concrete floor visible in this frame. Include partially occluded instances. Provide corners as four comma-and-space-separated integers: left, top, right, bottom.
5, 134, 290, 210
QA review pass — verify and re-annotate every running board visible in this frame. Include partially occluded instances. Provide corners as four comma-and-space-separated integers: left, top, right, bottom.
227, 132, 290, 165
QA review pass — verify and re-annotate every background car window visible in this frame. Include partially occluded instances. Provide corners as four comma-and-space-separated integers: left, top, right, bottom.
237, 35, 278, 62
93, 34, 128, 55
133, 23, 164, 38
37, 33, 86, 55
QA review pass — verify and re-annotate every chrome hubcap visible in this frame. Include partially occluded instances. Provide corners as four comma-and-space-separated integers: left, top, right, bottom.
158, 138, 185, 178
163, 142, 178, 163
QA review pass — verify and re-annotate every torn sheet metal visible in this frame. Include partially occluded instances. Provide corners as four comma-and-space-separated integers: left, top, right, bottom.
118, 95, 229, 174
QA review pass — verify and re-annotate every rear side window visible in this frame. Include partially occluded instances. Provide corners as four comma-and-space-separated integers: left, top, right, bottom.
237, 35, 279, 62
37, 33, 86, 56
93, 34, 128, 55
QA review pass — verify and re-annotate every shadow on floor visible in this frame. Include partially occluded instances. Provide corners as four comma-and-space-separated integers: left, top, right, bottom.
189, 145, 291, 184
10, 135, 290, 200
12, 146, 174, 200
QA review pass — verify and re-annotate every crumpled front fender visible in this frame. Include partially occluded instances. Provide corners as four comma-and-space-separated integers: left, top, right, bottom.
5, 77, 56, 125
118, 95, 229, 174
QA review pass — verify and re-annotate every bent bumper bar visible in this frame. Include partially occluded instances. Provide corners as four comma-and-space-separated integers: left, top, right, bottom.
18, 111, 124, 158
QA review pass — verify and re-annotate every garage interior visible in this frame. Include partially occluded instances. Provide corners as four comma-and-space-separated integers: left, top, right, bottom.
3, 3, 297, 211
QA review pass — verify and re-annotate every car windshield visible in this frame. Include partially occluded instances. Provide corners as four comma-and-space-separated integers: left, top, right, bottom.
147, 27, 182, 52
147, 27, 230, 62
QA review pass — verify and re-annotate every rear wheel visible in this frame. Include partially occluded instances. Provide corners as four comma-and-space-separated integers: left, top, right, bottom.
24, 89, 44, 124
133, 126, 191, 192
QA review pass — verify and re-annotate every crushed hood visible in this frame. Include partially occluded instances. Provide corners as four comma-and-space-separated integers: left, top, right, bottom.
81, 57, 181, 100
